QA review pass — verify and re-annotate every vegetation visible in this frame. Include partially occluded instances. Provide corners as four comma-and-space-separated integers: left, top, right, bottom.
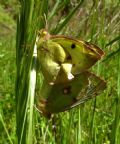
0, 0, 120, 143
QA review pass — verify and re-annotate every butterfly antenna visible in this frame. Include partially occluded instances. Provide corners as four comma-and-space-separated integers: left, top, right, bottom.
44, 13, 48, 30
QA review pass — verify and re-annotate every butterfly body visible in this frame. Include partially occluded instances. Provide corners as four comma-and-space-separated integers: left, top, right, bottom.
37, 31, 73, 83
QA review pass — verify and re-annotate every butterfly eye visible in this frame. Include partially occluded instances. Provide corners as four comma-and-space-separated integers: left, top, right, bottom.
71, 43, 76, 49
38, 29, 48, 37
42, 31, 47, 36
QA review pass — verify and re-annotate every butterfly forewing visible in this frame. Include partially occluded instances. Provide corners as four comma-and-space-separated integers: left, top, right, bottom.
37, 30, 105, 84
51, 36, 104, 74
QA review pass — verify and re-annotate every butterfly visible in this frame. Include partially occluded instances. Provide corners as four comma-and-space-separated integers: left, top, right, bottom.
36, 29, 106, 117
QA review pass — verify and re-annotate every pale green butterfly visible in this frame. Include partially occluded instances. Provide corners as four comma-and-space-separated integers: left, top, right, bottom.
37, 29, 104, 84
36, 29, 106, 117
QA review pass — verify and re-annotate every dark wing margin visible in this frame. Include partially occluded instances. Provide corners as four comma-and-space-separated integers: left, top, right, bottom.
67, 71, 106, 109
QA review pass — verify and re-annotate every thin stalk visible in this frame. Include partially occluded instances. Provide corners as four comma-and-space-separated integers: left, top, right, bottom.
0, 114, 13, 144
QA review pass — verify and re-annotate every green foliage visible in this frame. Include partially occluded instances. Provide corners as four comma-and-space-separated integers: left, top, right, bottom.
0, 0, 120, 144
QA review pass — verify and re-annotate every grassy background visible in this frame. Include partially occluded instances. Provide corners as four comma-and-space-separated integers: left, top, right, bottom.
0, 0, 120, 144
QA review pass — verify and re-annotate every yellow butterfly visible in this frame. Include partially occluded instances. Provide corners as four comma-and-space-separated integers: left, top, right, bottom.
36, 29, 106, 117
37, 29, 104, 84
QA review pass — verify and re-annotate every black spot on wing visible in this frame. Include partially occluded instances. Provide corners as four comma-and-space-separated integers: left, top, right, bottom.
71, 43, 76, 49
73, 64, 75, 67
66, 55, 72, 60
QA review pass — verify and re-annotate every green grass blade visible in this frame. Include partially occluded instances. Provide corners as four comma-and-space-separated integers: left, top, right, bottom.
15, 0, 48, 143
105, 36, 120, 47
102, 47, 120, 62
51, 0, 84, 34
48, 0, 62, 20
0, 114, 13, 144
110, 43, 120, 144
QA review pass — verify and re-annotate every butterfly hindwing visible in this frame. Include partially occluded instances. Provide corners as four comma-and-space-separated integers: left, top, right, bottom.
36, 71, 106, 116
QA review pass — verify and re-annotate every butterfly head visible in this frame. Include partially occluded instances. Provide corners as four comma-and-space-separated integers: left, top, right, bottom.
38, 29, 50, 40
